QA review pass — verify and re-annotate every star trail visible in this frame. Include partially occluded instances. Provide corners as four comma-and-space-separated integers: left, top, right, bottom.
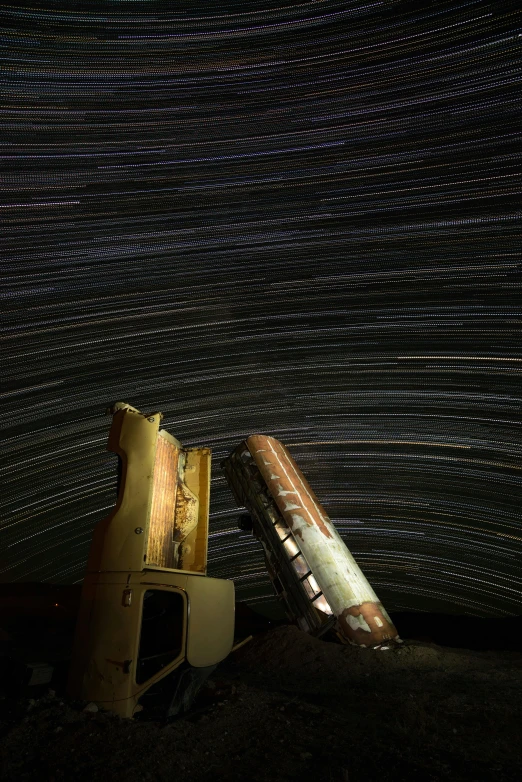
1, 0, 521, 617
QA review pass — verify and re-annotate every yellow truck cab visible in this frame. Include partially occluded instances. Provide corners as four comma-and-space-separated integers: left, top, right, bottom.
67, 403, 235, 719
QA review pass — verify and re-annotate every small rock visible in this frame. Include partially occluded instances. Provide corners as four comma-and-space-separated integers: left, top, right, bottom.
48, 689, 56, 698
83, 702, 99, 713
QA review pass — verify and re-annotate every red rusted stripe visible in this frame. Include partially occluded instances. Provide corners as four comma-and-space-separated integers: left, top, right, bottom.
246, 434, 333, 539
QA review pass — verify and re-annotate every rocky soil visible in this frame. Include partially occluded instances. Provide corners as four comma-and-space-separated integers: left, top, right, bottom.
1, 625, 521, 782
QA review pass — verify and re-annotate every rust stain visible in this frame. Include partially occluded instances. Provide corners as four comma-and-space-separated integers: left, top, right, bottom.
338, 602, 398, 647
148, 435, 178, 568
246, 435, 333, 539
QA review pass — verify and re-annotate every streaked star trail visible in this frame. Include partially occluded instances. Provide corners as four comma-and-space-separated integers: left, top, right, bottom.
1, 1, 521, 616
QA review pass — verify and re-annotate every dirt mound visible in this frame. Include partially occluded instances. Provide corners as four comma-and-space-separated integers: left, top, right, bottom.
237, 624, 521, 683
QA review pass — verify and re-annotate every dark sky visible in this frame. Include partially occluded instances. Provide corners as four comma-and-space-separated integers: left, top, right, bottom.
2, 1, 521, 616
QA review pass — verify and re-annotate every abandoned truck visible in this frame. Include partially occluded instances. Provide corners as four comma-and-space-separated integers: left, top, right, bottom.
1, 406, 400, 716
65, 402, 236, 719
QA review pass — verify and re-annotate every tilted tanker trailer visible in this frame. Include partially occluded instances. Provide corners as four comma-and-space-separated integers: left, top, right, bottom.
223, 434, 400, 648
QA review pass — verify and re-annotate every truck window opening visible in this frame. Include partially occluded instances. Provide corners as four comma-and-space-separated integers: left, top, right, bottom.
137, 590, 184, 685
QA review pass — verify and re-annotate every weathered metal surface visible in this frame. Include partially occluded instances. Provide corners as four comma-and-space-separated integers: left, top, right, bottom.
223, 442, 331, 637
147, 435, 178, 568
147, 430, 200, 569
245, 434, 399, 647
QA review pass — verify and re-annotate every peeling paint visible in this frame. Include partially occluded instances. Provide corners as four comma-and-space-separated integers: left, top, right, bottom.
339, 602, 398, 646
345, 614, 372, 634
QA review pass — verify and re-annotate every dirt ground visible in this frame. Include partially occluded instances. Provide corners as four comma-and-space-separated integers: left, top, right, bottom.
1, 625, 521, 782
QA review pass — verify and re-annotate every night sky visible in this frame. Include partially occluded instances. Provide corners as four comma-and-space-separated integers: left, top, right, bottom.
2, 1, 521, 617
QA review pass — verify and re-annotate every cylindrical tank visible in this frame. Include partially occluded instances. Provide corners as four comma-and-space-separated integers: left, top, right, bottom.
245, 434, 400, 647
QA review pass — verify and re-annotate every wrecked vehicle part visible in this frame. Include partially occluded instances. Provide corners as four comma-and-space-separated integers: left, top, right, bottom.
67, 402, 235, 719
223, 434, 399, 648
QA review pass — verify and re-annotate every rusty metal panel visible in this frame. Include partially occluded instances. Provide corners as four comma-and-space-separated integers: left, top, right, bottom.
147, 435, 178, 568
